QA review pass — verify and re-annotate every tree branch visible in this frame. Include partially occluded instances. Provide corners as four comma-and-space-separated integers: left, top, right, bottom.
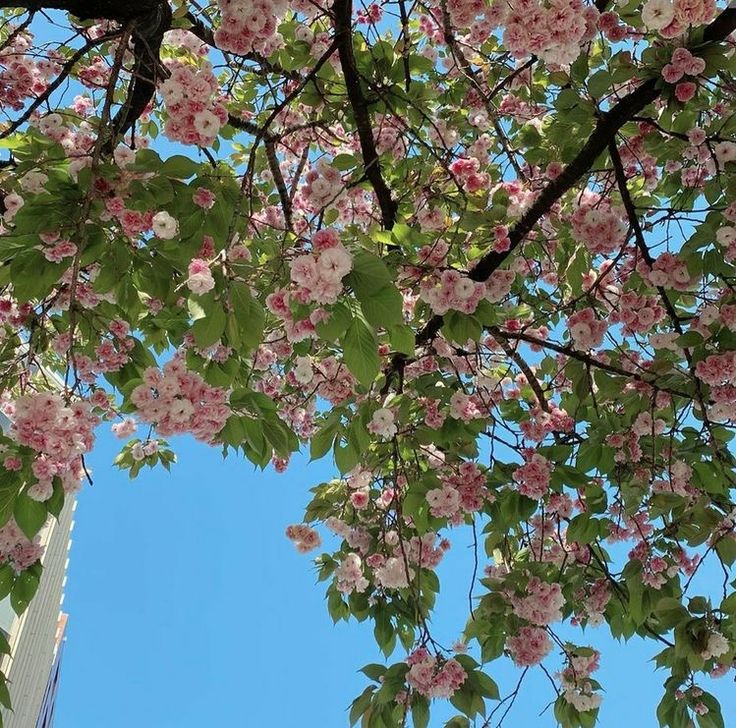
333, 0, 397, 230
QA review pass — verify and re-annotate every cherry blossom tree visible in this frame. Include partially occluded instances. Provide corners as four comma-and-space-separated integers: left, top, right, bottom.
0, 0, 734, 726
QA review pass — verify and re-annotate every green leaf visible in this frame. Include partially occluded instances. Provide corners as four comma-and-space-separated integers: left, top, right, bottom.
359, 284, 404, 328
387, 325, 415, 355
14, 494, 47, 540
316, 303, 352, 342
46, 477, 65, 519
373, 606, 394, 656
191, 299, 227, 348
261, 416, 296, 458
715, 536, 736, 566
11, 569, 40, 615
350, 252, 393, 293
335, 439, 360, 474
161, 155, 200, 179
230, 282, 264, 350
310, 416, 340, 461
588, 70, 612, 98
350, 686, 375, 726
343, 319, 379, 387
360, 664, 387, 681
654, 597, 689, 630
474, 671, 499, 700
443, 311, 481, 344
675, 331, 704, 348
411, 694, 430, 728
0, 565, 15, 601
566, 513, 599, 545
0, 678, 10, 710
0, 482, 18, 529
333, 153, 357, 171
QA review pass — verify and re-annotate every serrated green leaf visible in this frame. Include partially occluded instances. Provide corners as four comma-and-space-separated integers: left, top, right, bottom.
14, 494, 47, 540
343, 319, 379, 387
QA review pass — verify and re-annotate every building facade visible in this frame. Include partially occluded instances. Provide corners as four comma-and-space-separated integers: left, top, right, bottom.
0, 489, 74, 728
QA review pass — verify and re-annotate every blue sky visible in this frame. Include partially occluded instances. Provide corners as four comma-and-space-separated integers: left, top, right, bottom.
53, 426, 736, 728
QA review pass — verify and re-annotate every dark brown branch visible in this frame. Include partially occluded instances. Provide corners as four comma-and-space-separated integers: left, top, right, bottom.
333, 0, 397, 230
0, 0, 162, 21
608, 139, 683, 328
496, 335, 549, 412
102, 1, 172, 152
264, 137, 292, 230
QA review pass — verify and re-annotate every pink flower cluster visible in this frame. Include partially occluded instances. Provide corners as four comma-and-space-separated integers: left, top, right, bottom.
661, 48, 705, 102
288, 230, 353, 306
0, 30, 57, 111
448, 157, 490, 193
609, 291, 665, 334
214, 0, 288, 56
159, 61, 227, 147
426, 462, 489, 521
130, 357, 231, 443
406, 648, 467, 699
420, 269, 486, 315
513, 452, 552, 500
6, 391, 99, 499
567, 308, 608, 350
0, 519, 43, 573
417, 241, 449, 267
300, 160, 344, 212
285, 523, 322, 553
717, 226, 736, 263
335, 552, 369, 594
374, 556, 414, 589
500, 0, 598, 67
657, 0, 716, 39
449, 391, 483, 421
520, 404, 574, 442
506, 625, 552, 666
187, 259, 215, 295
570, 193, 628, 256
368, 408, 397, 439
639, 252, 692, 290
559, 650, 602, 712
445, 0, 487, 28
511, 576, 565, 625
662, 48, 706, 84
695, 353, 736, 387
485, 269, 516, 302
42, 239, 76, 263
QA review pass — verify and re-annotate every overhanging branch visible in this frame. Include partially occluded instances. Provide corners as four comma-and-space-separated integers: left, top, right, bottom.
333, 0, 397, 230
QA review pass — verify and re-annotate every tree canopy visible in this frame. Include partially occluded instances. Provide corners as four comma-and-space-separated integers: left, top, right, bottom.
0, 0, 735, 725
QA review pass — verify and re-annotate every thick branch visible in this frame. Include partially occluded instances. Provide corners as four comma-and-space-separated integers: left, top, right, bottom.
102, 1, 172, 151
333, 0, 397, 230
0, 0, 161, 21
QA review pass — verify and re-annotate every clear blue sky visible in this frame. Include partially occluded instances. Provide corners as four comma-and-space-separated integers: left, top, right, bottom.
53, 427, 736, 728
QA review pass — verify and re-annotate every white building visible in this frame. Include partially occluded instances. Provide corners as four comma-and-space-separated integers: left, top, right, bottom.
0, 494, 74, 728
